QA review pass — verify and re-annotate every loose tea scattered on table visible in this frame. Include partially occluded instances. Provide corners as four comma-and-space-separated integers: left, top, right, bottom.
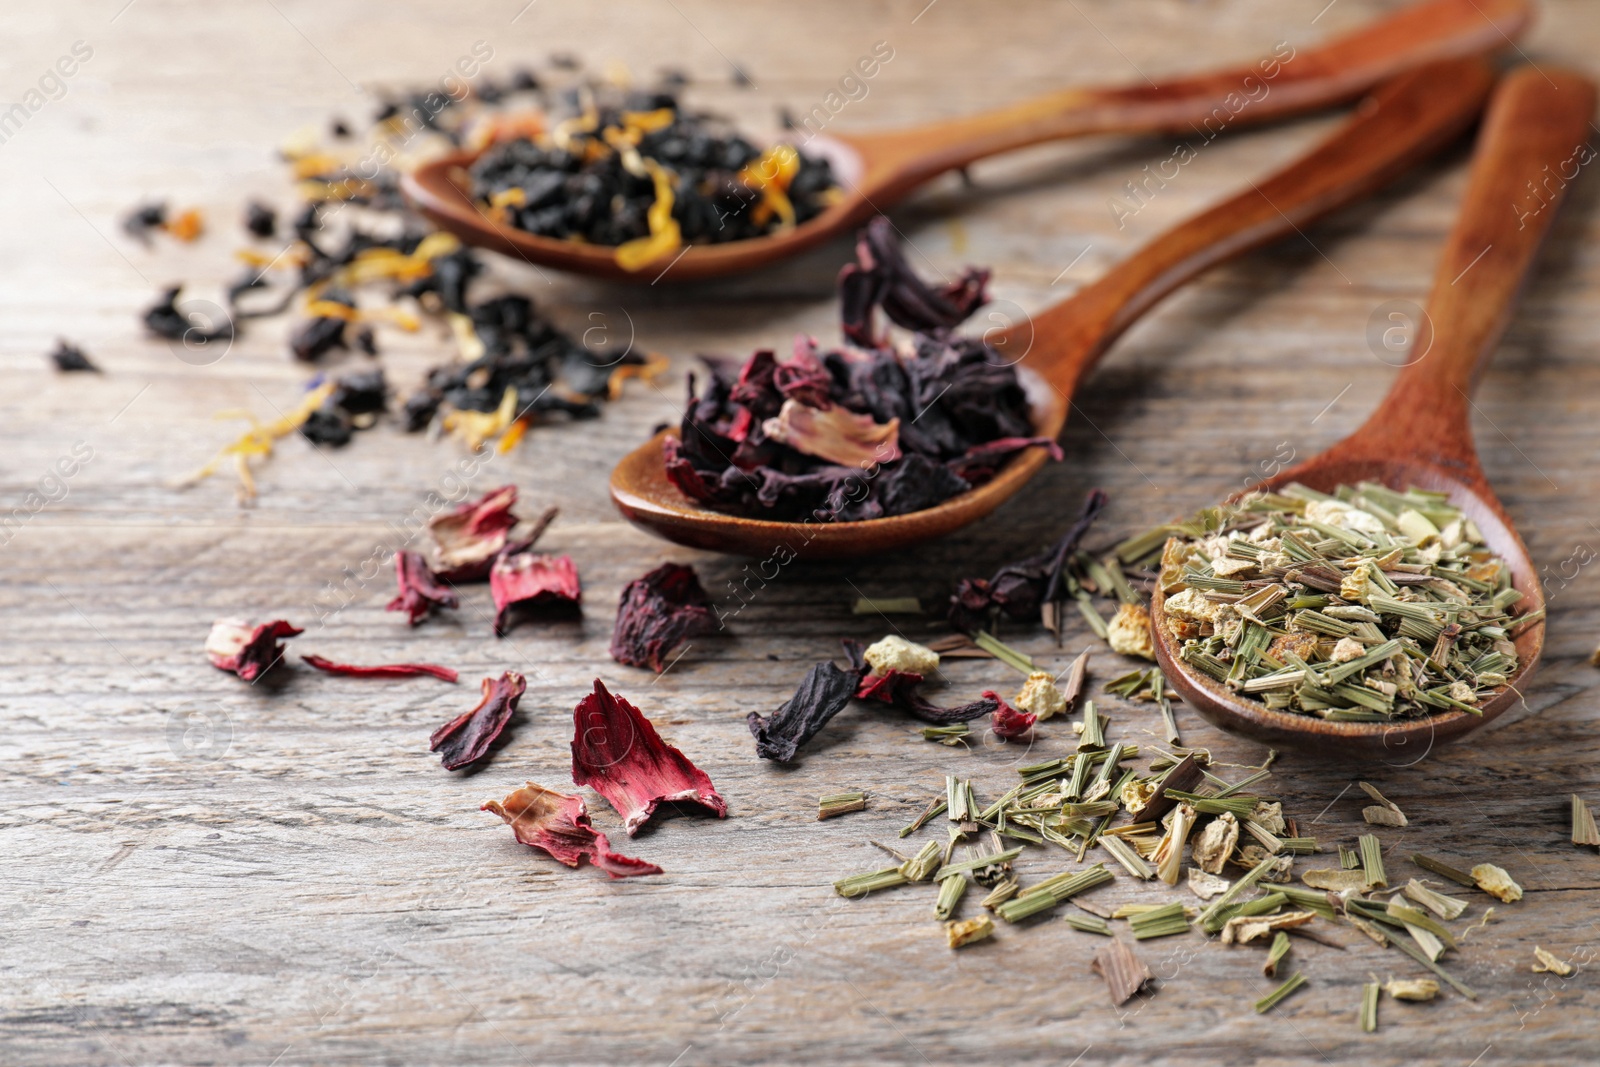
948, 489, 1108, 634
1145, 483, 1534, 722
570, 678, 726, 835
205, 618, 302, 681
467, 72, 838, 268
431, 671, 526, 770
490, 551, 581, 636
609, 563, 717, 672
48, 340, 98, 373
483, 781, 662, 879
301, 654, 458, 682
387, 550, 460, 625
661, 217, 1062, 523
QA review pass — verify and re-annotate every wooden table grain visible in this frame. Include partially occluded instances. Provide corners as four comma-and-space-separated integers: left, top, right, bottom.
3, 2, 1600, 1064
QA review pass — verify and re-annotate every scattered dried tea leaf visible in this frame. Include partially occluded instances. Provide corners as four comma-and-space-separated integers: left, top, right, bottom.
946, 914, 994, 949
1091, 939, 1152, 1006
1106, 603, 1155, 661
1264, 930, 1291, 978
748, 660, 859, 761
1188, 867, 1231, 900
609, 563, 716, 672
863, 635, 939, 677
949, 490, 1107, 633
1471, 863, 1522, 903
386, 550, 459, 625
571, 678, 727, 835
818, 791, 867, 820
48, 339, 99, 372
491, 552, 581, 636
1192, 812, 1239, 875
301, 655, 457, 682
1384, 978, 1439, 1001
1532, 946, 1574, 977
847, 641, 998, 724
1303, 868, 1368, 892
483, 781, 661, 879
205, 618, 302, 681
431, 671, 526, 770
1359, 781, 1408, 827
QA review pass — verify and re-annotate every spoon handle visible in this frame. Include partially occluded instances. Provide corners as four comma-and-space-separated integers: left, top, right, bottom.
1022, 56, 1495, 392
854, 0, 1527, 189
1354, 66, 1597, 468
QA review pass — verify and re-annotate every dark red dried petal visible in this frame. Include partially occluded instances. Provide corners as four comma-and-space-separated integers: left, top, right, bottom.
431, 671, 526, 770
846, 647, 996, 725
947, 436, 1065, 484
428, 484, 519, 574
386, 550, 459, 625
491, 552, 581, 636
609, 563, 717, 672
748, 660, 860, 761
985, 690, 1036, 739
483, 782, 662, 879
205, 618, 303, 681
662, 435, 718, 503
947, 488, 1108, 632
302, 655, 458, 683
570, 679, 726, 835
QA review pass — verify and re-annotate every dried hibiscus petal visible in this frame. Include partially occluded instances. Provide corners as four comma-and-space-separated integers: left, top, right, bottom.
985, 690, 1037, 739
949, 488, 1108, 632
302, 655, 458, 683
609, 563, 717, 672
205, 618, 302, 681
483, 782, 662, 879
761, 399, 901, 467
427, 485, 519, 576
747, 660, 861, 762
570, 679, 727, 835
491, 552, 581, 636
845, 641, 997, 724
386, 550, 458, 625
431, 671, 526, 770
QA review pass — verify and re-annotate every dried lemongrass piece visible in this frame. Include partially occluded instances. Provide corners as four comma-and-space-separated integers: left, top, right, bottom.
1064, 910, 1112, 935
1091, 938, 1152, 1006
934, 873, 967, 921
1385, 978, 1439, 1001
818, 791, 867, 820
1403, 879, 1468, 921
1572, 794, 1600, 847
981, 875, 1020, 911
1303, 868, 1368, 892
899, 798, 945, 838
1188, 868, 1231, 900
1532, 946, 1574, 977
900, 841, 943, 883
1076, 700, 1106, 751
945, 914, 994, 949
1460, 907, 1496, 941
1471, 863, 1523, 902
1153, 804, 1197, 885
1100, 834, 1154, 880
1339, 844, 1361, 870
1264, 931, 1291, 978
1412, 852, 1477, 888
1359, 781, 1408, 827
995, 865, 1113, 923
835, 867, 909, 897
1359, 834, 1388, 888
1360, 980, 1381, 1032
1255, 972, 1307, 1014
1129, 902, 1192, 941
1192, 812, 1240, 875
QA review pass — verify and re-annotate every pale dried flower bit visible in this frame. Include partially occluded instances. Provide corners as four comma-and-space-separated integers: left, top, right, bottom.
945, 914, 994, 949
1191, 811, 1239, 875
1015, 670, 1068, 721
1384, 978, 1439, 1002
1359, 781, 1408, 827
1471, 863, 1522, 903
1187, 867, 1231, 900
1106, 602, 1156, 661
1532, 946, 1574, 977
1302, 868, 1369, 892
863, 634, 940, 678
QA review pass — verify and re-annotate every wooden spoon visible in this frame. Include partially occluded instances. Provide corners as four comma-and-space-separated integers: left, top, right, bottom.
1151, 66, 1597, 759
611, 58, 1496, 558
403, 0, 1529, 283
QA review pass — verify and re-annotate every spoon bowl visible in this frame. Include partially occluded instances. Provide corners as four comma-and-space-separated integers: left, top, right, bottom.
1150, 66, 1597, 758
610, 59, 1498, 558
403, 0, 1529, 283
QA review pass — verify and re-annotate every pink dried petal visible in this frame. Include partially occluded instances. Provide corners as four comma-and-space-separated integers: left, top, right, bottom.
761, 398, 900, 467
205, 618, 302, 681
491, 552, 581, 636
570, 679, 727, 835
431, 671, 526, 770
609, 563, 716, 672
984, 690, 1036, 739
386, 550, 458, 625
302, 655, 458, 683
428, 485, 519, 573
483, 782, 662, 879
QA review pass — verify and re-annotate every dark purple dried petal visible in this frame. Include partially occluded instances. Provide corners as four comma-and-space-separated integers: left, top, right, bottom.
431, 671, 525, 770
609, 563, 717, 672
386, 550, 458, 625
747, 660, 861, 761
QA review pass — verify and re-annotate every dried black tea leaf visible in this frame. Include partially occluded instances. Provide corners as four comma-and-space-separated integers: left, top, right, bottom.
48, 340, 99, 373
748, 660, 861, 761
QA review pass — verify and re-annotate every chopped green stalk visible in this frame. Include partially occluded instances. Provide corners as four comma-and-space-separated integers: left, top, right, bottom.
1077, 699, 1105, 751
818, 791, 866, 820
995, 865, 1113, 923
1339, 844, 1360, 870
1076, 593, 1110, 638
933, 847, 1025, 881
1198, 854, 1280, 929
835, 867, 909, 897
922, 723, 970, 746
1275, 885, 1337, 919
1403, 879, 1468, 921
1412, 852, 1476, 887
1129, 901, 1191, 940
973, 630, 1035, 674
1360, 981, 1381, 1032
1100, 831, 1153, 880
1387, 933, 1477, 999
899, 798, 945, 838
1359, 833, 1388, 888
934, 873, 967, 920
899, 841, 944, 883
980, 876, 1020, 911
1063, 910, 1112, 935
1264, 931, 1291, 977
1255, 973, 1307, 1014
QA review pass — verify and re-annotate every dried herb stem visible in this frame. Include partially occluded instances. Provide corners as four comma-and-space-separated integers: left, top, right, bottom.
1254, 972, 1307, 1014
818, 791, 867, 820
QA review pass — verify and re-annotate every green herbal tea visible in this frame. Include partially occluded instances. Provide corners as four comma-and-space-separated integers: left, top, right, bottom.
1149, 482, 1532, 721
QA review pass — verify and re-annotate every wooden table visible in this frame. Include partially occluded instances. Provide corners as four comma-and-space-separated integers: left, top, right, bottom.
4, 2, 1599, 1063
